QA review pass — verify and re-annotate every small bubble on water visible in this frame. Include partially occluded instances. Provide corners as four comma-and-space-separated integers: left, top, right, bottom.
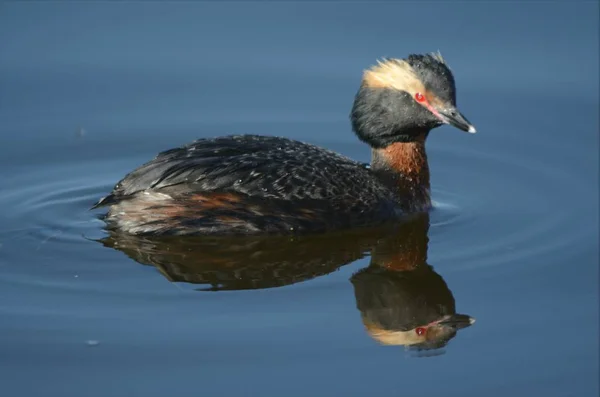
86, 340, 100, 346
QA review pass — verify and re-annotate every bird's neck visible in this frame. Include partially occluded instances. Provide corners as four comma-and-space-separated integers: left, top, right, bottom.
370, 135, 431, 211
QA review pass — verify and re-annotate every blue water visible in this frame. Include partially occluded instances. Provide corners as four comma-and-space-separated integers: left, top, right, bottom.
0, 2, 598, 397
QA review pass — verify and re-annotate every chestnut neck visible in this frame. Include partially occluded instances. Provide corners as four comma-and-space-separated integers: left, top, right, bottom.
370, 134, 431, 211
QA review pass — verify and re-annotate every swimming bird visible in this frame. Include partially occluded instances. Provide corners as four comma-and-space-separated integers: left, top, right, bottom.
92, 52, 476, 235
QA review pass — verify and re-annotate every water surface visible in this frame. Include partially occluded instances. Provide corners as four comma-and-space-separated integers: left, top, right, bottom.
0, 3, 598, 397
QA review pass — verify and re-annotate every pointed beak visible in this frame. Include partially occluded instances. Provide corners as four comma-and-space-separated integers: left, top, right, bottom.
437, 314, 476, 330
437, 107, 476, 133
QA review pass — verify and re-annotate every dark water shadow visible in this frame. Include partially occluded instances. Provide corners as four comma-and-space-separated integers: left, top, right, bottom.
99, 213, 474, 352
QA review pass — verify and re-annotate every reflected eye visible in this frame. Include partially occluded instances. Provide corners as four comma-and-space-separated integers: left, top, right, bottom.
415, 327, 426, 336
415, 92, 425, 103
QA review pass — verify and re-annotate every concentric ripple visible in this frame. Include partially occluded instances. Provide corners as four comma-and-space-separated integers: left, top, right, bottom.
1, 163, 111, 246
427, 140, 596, 273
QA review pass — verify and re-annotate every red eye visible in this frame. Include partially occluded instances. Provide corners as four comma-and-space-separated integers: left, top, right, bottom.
415, 327, 426, 336
415, 92, 425, 103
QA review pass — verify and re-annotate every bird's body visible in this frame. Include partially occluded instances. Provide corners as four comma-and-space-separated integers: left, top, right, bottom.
95, 135, 399, 235
93, 53, 476, 236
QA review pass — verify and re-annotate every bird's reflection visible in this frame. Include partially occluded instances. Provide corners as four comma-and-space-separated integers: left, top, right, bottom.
100, 213, 474, 351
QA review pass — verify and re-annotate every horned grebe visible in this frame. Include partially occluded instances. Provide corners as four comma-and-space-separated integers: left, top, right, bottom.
92, 53, 476, 235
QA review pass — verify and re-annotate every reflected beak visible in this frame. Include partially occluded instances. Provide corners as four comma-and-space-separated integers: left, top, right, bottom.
437, 314, 476, 330
437, 107, 477, 133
